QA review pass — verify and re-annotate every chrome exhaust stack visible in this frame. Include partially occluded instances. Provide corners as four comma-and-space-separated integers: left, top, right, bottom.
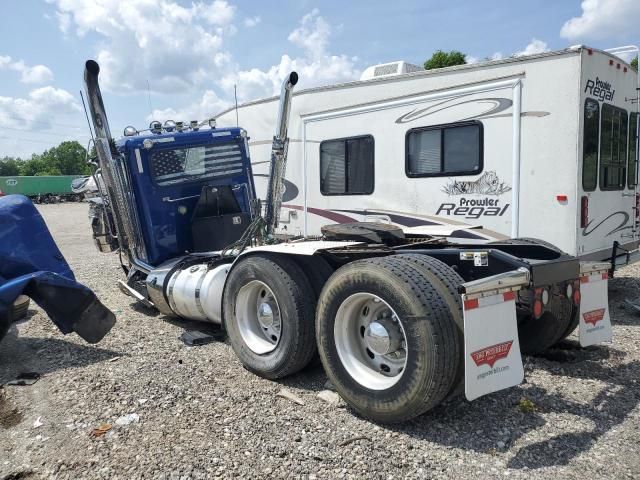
83, 60, 148, 267
264, 72, 298, 237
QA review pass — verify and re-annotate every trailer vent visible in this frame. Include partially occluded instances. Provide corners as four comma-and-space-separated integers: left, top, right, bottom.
360, 61, 424, 80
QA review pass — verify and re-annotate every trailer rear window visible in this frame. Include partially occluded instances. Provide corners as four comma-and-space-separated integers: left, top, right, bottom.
582, 99, 599, 191
320, 135, 374, 195
406, 121, 482, 177
600, 104, 628, 191
149, 142, 244, 186
628, 112, 638, 188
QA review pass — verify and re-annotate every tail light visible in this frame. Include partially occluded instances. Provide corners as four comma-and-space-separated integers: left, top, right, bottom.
635, 193, 640, 223
572, 280, 581, 306
580, 196, 589, 228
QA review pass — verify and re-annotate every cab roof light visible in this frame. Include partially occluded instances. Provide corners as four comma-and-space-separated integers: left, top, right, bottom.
149, 121, 162, 134
123, 126, 138, 136
163, 120, 176, 132
208, 118, 217, 128
190, 120, 199, 131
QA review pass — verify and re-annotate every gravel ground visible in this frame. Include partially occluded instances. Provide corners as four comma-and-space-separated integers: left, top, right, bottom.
1, 202, 640, 479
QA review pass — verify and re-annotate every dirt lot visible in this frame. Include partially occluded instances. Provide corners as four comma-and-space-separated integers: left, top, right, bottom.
1, 202, 640, 479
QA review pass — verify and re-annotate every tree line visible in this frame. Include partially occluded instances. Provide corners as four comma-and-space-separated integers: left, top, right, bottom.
0, 141, 91, 177
423, 50, 638, 72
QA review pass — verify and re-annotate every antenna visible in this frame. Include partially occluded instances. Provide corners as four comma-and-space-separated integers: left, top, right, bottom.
147, 79, 153, 118
234, 84, 239, 128
80, 90, 95, 143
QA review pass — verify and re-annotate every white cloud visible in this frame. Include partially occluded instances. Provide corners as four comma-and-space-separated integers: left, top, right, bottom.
244, 16, 261, 27
49, 0, 237, 93
513, 39, 549, 57
560, 0, 640, 40
0, 55, 54, 84
0, 86, 80, 129
147, 90, 230, 123
222, 9, 360, 102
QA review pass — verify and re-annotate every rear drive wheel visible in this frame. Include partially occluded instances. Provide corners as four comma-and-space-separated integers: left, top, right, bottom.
223, 255, 316, 379
517, 288, 574, 354
316, 256, 459, 423
393, 254, 465, 397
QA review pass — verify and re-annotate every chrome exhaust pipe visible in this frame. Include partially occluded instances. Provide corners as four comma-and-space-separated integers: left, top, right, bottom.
84, 60, 147, 264
264, 72, 298, 236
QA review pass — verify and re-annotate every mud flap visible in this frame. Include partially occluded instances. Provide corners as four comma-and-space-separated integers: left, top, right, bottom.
579, 272, 612, 347
462, 291, 525, 401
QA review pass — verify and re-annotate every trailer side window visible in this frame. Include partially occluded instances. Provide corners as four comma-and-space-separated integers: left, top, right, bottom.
405, 121, 482, 177
600, 104, 627, 191
582, 99, 599, 191
320, 136, 374, 195
628, 112, 638, 188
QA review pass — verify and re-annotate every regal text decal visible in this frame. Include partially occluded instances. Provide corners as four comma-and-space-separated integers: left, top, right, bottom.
437, 171, 511, 219
436, 197, 509, 219
584, 77, 615, 102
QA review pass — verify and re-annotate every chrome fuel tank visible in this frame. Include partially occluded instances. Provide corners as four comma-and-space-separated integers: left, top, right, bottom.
165, 262, 231, 323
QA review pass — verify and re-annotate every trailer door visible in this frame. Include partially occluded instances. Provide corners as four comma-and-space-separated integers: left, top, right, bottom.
579, 102, 639, 263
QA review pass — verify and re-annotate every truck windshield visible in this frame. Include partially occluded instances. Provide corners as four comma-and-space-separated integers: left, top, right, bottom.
149, 142, 244, 186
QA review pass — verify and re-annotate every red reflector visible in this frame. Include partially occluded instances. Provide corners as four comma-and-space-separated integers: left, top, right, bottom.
464, 298, 479, 310
533, 300, 543, 318
587, 48, 593, 55
557, 194, 568, 202
617, 63, 621, 69
609, 59, 614, 65
503, 291, 516, 302
580, 276, 589, 283
602, 272, 608, 280
624, 67, 628, 73
573, 289, 581, 305
580, 196, 589, 228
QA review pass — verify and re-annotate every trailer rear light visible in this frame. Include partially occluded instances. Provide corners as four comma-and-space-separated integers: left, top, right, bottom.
617, 63, 621, 69
609, 59, 614, 66
635, 193, 640, 222
587, 48, 593, 55
572, 280, 581, 306
533, 299, 543, 318
556, 194, 568, 202
624, 67, 628, 73
580, 196, 589, 228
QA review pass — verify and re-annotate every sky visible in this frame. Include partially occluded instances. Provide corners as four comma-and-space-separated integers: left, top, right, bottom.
0, 0, 638, 158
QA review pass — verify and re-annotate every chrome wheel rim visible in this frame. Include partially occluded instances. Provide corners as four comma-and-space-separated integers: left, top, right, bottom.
236, 280, 282, 354
334, 293, 408, 390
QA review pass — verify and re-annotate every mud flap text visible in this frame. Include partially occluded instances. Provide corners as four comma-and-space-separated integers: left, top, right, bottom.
462, 291, 524, 401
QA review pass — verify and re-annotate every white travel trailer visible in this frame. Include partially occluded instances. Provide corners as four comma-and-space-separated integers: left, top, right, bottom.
216, 46, 640, 269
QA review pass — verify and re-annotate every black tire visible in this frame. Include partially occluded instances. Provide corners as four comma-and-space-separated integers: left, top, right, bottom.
11, 296, 30, 321
1, 296, 30, 343
223, 254, 317, 379
316, 256, 459, 423
393, 254, 465, 397
291, 255, 334, 300
491, 238, 575, 353
517, 287, 574, 354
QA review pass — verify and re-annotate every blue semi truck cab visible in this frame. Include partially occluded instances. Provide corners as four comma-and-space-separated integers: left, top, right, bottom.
114, 126, 257, 266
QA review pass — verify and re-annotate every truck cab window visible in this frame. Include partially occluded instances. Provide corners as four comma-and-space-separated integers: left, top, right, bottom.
406, 121, 482, 177
150, 143, 244, 186
599, 103, 627, 191
628, 112, 638, 189
320, 135, 374, 195
582, 98, 599, 191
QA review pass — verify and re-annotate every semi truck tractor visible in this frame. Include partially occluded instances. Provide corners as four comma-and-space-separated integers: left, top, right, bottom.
83, 59, 612, 422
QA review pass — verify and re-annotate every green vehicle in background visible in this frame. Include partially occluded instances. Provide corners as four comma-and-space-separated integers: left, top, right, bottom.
0, 175, 82, 203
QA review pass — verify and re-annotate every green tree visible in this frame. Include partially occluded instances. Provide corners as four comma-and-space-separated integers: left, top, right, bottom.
40, 141, 90, 175
632, 56, 638, 72
424, 50, 467, 70
17, 141, 90, 176
0, 157, 23, 176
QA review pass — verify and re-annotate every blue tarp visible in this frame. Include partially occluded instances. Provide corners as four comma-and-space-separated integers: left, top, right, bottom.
0, 195, 115, 343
